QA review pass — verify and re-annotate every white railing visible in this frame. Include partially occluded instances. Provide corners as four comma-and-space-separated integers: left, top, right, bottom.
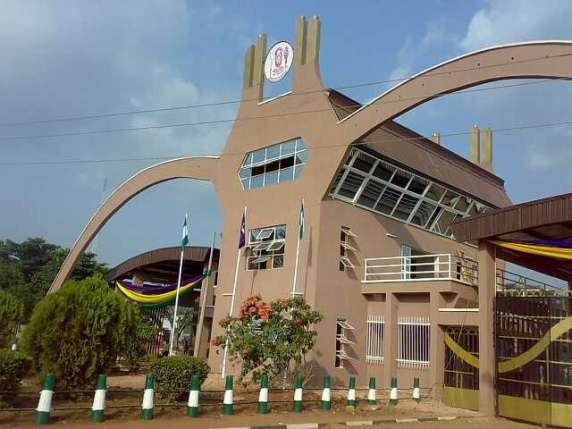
363, 253, 478, 286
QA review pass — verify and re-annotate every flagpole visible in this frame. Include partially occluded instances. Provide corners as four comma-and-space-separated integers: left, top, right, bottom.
169, 213, 188, 356
221, 247, 241, 378
222, 207, 247, 379
193, 231, 216, 357
291, 200, 304, 297
169, 245, 185, 356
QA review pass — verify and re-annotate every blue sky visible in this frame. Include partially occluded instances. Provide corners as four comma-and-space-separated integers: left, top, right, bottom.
1, 0, 571, 267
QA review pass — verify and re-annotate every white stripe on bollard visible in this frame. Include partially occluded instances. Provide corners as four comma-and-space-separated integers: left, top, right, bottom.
224, 389, 233, 404
92, 389, 106, 411
36, 390, 53, 412
367, 388, 376, 402
294, 387, 303, 401
188, 390, 199, 407
321, 387, 331, 402
259, 387, 268, 402
142, 388, 154, 409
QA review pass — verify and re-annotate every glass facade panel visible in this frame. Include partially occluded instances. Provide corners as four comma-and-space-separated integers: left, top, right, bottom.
357, 179, 385, 208
239, 138, 307, 190
248, 224, 286, 270
329, 148, 494, 239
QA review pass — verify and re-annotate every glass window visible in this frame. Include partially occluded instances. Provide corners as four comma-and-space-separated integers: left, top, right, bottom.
279, 166, 294, 183
373, 161, 394, 181
250, 175, 264, 189
411, 201, 437, 227
391, 170, 412, 188
353, 152, 376, 174
248, 224, 286, 271
393, 194, 419, 221
376, 187, 401, 214
338, 171, 365, 200
357, 179, 385, 208
408, 177, 428, 195
329, 147, 493, 239
239, 139, 307, 190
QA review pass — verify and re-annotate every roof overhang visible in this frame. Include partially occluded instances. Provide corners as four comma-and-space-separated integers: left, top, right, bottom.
106, 246, 219, 282
452, 193, 572, 280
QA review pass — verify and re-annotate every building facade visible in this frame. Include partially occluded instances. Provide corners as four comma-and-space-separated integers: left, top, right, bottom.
48, 16, 572, 417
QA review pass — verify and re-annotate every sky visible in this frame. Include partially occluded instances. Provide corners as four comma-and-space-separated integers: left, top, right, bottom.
1, 0, 572, 268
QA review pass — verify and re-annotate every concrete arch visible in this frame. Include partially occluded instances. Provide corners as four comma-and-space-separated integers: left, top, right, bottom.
48, 156, 220, 293
339, 41, 572, 141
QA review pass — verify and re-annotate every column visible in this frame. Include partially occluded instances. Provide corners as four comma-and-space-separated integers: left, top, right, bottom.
383, 293, 398, 388
478, 241, 496, 416
429, 291, 444, 403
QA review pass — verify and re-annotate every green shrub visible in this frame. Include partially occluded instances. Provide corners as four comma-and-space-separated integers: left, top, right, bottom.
150, 355, 209, 401
21, 274, 140, 389
124, 319, 158, 370
0, 349, 31, 405
0, 290, 23, 348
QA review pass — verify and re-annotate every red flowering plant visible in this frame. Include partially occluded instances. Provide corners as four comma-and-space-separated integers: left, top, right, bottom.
213, 295, 322, 385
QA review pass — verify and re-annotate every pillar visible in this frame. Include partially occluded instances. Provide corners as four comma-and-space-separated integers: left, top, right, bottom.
429, 291, 444, 403
478, 241, 496, 416
383, 293, 398, 388
470, 126, 480, 164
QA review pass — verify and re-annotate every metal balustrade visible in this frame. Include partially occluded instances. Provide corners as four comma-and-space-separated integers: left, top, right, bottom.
363, 253, 478, 286
496, 268, 570, 296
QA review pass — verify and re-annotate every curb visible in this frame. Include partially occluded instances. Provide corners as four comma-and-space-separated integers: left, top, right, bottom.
210, 415, 472, 429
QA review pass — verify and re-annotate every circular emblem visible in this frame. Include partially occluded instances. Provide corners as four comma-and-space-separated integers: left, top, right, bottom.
264, 41, 293, 83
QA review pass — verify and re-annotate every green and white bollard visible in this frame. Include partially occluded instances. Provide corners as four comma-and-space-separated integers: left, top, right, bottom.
36, 373, 55, 425
389, 376, 398, 406
222, 375, 233, 415
141, 374, 155, 420
367, 377, 377, 406
412, 377, 421, 403
257, 374, 269, 414
321, 376, 332, 411
347, 376, 356, 407
293, 373, 303, 413
90, 374, 107, 423
187, 374, 200, 417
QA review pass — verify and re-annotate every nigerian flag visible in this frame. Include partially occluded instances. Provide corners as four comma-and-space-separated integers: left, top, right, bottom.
181, 214, 189, 247
298, 200, 305, 239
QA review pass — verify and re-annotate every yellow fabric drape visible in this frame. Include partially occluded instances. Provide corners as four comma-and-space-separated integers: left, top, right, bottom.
115, 280, 200, 305
492, 240, 572, 260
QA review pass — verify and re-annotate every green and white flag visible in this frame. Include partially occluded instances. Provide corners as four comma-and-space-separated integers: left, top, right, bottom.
181, 214, 189, 247
298, 200, 305, 239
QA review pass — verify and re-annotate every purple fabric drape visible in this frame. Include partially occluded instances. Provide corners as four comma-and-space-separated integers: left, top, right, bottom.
118, 274, 203, 294
523, 239, 572, 248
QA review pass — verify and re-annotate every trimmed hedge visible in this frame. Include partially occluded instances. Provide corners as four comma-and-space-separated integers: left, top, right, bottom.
21, 274, 140, 389
0, 349, 30, 405
150, 355, 209, 401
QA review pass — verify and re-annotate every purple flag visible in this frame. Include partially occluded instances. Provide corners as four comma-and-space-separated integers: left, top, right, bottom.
238, 208, 246, 248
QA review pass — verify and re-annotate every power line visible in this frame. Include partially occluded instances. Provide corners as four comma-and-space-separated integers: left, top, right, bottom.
2, 118, 572, 166
0, 51, 570, 128
0, 79, 559, 143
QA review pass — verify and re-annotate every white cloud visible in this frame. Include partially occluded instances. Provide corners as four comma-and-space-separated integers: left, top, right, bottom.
0, 1, 246, 263
460, 0, 572, 51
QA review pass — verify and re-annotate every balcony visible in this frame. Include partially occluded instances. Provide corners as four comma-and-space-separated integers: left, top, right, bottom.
362, 253, 478, 294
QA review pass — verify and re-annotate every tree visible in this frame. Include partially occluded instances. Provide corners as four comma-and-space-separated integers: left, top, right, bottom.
213, 295, 323, 385
0, 238, 107, 320
0, 290, 24, 348
21, 274, 140, 388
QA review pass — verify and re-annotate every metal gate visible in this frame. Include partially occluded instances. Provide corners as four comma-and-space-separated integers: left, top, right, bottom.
496, 295, 572, 427
443, 326, 479, 410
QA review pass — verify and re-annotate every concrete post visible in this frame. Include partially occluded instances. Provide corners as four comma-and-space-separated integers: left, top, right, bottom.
429, 291, 444, 403
470, 126, 480, 164
383, 293, 398, 389
478, 241, 496, 416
